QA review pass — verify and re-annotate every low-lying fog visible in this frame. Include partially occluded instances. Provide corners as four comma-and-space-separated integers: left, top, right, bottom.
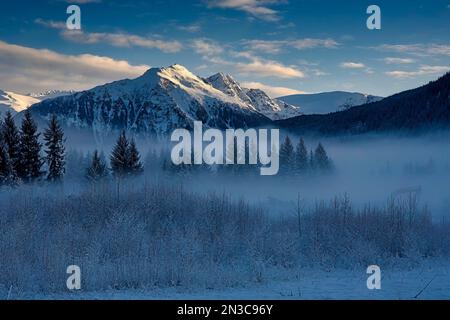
65, 128, 450, 220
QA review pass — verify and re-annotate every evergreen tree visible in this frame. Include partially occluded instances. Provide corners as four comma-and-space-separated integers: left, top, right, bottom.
0, 142, 20, 186
43, 115, 65, 182
314, 142, 331, 171
1, 111, 21, 177
279, 135, 295, 174
86, 150, 108, 182
19, 111, 43, 182
295, 137, 308, 174
110, 131, 129, 177
128, 138, 143, 175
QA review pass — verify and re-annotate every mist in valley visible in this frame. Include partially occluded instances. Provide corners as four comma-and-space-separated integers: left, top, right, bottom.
57, 128, 450, 221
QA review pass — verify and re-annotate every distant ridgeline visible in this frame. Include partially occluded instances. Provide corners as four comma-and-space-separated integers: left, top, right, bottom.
278, 72, 450, 135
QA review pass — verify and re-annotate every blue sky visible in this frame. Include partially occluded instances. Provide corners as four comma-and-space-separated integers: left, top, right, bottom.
0, 0, 449, 97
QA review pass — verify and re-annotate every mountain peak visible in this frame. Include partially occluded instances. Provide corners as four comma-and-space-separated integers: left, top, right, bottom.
141, 64, 203, 87
207, 72, 237, 84
206, 72, 247, 100
167, 63, 190, 71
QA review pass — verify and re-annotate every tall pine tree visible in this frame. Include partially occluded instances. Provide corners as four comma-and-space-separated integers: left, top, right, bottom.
279, 135, 295, 174
86, 150, 108, 182
110, 131, 129, 177
128, 138, 143, 175
1, 111, 21, 179
110, 132, 144, 177
314, 142, 331, 171
0, 141, 20, 186
19, 111, 43, 182
43, 115, 65, 182
295, 137, 308, 174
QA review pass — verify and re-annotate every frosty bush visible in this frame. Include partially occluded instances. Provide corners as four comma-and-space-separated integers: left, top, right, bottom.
0, 180, 448, 296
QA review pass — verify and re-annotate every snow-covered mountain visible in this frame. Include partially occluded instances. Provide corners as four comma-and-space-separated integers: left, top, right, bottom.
278, 72, 450, 134
29, 64, 297, 135
278, 91, 383, 115
205, 73, 300, 120
28, 90, 75, 100
0, 90, 74, 116
0, 90, 41, 115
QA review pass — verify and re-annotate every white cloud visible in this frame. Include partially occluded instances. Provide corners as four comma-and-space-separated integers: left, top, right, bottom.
0, 41, 149, 92
385, 65, 450, 79
206, 0, 284, 21
235, 58, 304, 78
35, 19, 66, 29
291, 38, 339, 50
178, 24, 201, 33
244, 38, 339, 54
203, 50, 305, 79
383, 57, 415, 64
340, 62, 366, 69
192, 39, 224, 56
376, 44, 450, 57
313, 70, 330, 76
241, 81, 306, 97
36, 19, 182, 53
244, 40, 284, 54
61, 30, 182, 52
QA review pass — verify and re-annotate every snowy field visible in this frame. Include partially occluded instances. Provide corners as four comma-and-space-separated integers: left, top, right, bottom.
6, 260, 449, 300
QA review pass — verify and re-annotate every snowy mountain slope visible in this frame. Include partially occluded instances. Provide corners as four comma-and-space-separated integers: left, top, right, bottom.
278, 91, 383, 115
29, 64, 272, 135
205, 72, 300, 120
0, 90, 74, 116
0, 90, 41, 115
29, 90, 75, 100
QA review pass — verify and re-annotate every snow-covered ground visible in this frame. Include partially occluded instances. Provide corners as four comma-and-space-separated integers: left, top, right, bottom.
7, 261, 449, 300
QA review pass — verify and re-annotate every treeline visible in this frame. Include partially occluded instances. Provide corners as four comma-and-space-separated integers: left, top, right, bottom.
0, 111, 64, 186
279, 136, 333, 175
1, 110, 332, 184
0, 111, 144, 187
86, 131, 143, 182
146, 135, 333, 177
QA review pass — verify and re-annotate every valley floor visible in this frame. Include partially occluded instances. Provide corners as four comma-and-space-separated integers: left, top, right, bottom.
10, 260, 450, 300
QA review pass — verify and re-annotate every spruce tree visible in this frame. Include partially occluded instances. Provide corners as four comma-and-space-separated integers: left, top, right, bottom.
86, 150, 108, 182
314, 142, 331, 171
279, 135, 295, 174
295, 137, 308, 174
128, 138, 143, 175
2, 111, 21, 177
110, 131, 130, 177
0, 142, 20, 186
19, 111, 43, 182
43, 115, 65, 182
